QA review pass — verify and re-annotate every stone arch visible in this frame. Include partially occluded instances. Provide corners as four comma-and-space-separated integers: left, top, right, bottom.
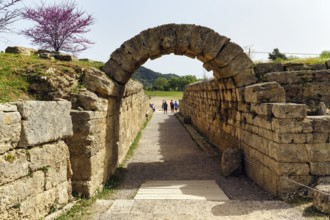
101, 24, 256, 87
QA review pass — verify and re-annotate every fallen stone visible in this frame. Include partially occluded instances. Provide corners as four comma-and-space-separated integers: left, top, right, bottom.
221, 148, 242, 177
313, 183, 330, 214
77, 90, 108, 111
5, 46, 36, 55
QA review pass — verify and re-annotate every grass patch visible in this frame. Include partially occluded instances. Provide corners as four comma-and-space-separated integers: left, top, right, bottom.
144, 90, 183, 98
0, 53, 104, 103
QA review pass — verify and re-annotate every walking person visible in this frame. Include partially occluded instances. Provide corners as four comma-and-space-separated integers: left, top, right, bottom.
162, 100, 168, 114
170, 100, 174, 113
174, 100, 179, 112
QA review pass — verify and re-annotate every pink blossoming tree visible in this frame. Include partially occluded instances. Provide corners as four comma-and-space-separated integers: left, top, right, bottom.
0, 0, 22, 31
22, 0, 94, 54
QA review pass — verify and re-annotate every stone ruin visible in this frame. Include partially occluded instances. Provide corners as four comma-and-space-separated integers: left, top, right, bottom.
1, 23, 330, 218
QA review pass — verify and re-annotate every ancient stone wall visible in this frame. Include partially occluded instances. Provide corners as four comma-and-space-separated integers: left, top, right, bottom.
0, 101, 73, 220
255, 62, 330, 114
181, 78, 330, 196
65, 69, 149, 197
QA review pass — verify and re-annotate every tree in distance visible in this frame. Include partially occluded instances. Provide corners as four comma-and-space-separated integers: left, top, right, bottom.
21, 0, 94, 54
268, 48, 287, 61
0, 0, 22, 32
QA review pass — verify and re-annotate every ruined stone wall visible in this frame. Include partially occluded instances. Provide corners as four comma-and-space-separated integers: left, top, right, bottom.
181, 79, 330, 196
0, 101, 73, 220
255, 62, 330, 114
65, 69, 150, 197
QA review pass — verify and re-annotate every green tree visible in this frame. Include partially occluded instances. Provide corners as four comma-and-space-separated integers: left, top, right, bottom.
320, 50, 330, 59
268, 48, 287, 61
154, 77, 168, 91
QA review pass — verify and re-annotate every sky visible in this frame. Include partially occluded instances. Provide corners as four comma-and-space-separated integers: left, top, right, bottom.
1, 0, 330, 78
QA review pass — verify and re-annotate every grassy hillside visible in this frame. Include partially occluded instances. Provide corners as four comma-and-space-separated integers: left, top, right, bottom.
0, 53, 103, 103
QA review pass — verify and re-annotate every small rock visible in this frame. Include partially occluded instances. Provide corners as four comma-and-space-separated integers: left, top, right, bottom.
221, 148, 242, 177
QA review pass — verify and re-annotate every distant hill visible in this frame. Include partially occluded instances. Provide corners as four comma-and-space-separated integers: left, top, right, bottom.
132, 66, 179, 89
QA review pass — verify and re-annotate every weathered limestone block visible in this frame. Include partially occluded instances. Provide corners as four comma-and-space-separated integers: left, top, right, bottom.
274, 162, 310, 176
271, 118, 313, 133
254, 63, 284, 80
0, 105, 21, 154
16, 101, 73, 147
0, 171, 44, 210
214, 42, 243, 68
197, 31, 228, 62
5, 46, 36, 55
186, 25, 213, 58
310, 162, 330, 175
101, 59, 131, 84
54, 54, 76, 61
45, 160, 71, 190
218, 53, 254, 79
264, 71, 313, 85
158, 24, 177, 54
83, 68, 119, 97
122, 34, 149, 65
313, 177, 330, 214
29, 140, 69, 171
250, 103, 272, 116
140, 27, 162, 59
306, 143, 330, 162
306, 133, 329, 144
221, 148, 242, 176
77, 90, 108, 111
269, 142, 308, 162
244, 82, 285, 103
174, 24, 193, 55
110, 46, 139, 73
271, 103, 307, 119
123, 79, 144, 97
0, 150, 29, 185
71, 169, 104, 198
309, 116, 330, 132
275, 133, 307, 144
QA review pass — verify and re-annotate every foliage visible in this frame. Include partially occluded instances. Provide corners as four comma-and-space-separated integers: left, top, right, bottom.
0, 0, 21, 32
144, 90, 183, 98
320, 50, 330, 59
21, 0, 94, 54
268, 48, 287, 61
154, 77, 168, 91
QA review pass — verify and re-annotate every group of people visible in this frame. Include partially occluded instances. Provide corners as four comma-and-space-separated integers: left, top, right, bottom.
161, 100, 179, 114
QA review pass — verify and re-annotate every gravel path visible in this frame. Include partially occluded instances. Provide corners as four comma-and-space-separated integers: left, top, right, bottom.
88, 111, 311, 219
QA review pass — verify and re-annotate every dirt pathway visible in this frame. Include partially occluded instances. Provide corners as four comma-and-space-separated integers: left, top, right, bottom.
87, 111, 311, 219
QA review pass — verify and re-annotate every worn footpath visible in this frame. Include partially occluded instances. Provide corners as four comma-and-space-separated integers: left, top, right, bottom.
87, 111, 309, 219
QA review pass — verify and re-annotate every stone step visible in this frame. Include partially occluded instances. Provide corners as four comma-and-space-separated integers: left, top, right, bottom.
99, 199, 303, 219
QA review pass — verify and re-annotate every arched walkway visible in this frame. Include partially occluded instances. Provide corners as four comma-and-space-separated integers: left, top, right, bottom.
101, 23, 256, 87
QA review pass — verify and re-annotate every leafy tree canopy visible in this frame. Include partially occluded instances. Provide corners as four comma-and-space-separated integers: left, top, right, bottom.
268, 48, 287, 61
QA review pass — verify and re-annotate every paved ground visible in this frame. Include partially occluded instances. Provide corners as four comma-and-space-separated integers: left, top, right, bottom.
88, 111, 311, 219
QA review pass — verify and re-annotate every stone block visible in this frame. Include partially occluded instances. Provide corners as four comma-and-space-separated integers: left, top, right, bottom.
122, 34, 149, 65
232, 71, 257, 87
310, 162, 330, 175
174, 24, 193, 55
140, 27, 162, 59
269, 142, 308, 162
306, 133, 329, 144
83, 68, 119, 97
306, 143, 330, 162
263, 167, 278, 195
101, 59, 131, 84
77, 90, 108, 111
29, 140, 69, 171
275, 133, 307, 144
274, 162, 310, 176
110, 46, 139, 73
250, 103, 272, 116
271, 103, 307, 119
0, 171, 44, 209
0, 111, 21, 154
16, 101, 73, 147
0, 150, 29, 185
244, 82, 285, 103
54, 54, 76, 62
0, 104, 17, 112
198, 31, 228, 62
309, 116, 330, 132
186, 25, 214, 58
220, 52, 253, 79
254, 63, 284, 79
271, 118, 313, 133
220, 148, 242, 177
158, 24, 177, 54
5, 46, 36, 55
45, 160, 70, 190
264, 71, 313, 85
214, 42, 243, 68
72, 168, 104, 198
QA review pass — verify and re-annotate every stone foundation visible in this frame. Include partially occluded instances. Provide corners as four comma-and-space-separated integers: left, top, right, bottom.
0, 101, 72, 220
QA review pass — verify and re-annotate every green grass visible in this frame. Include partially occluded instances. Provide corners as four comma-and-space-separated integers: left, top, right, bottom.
0, 53, 104, 103
144, 90, 183, 98
254, 56, 330, 65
